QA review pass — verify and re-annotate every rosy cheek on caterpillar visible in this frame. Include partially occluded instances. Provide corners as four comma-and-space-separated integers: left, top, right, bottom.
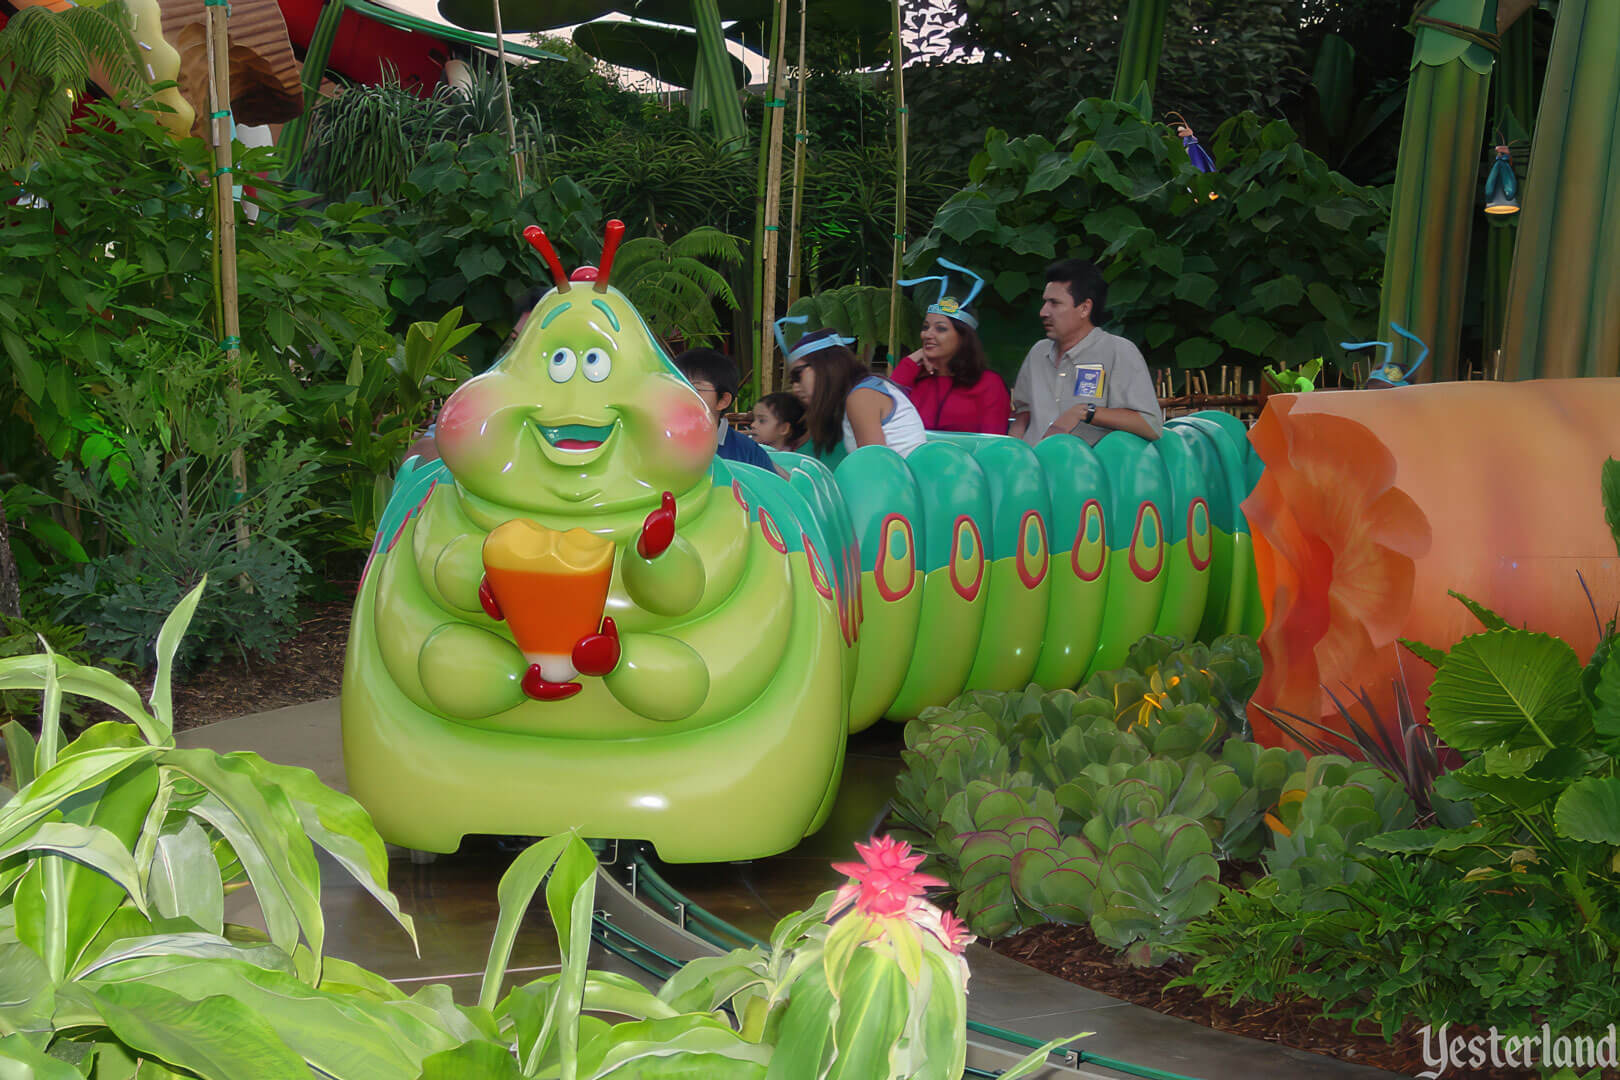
654, 392, 718, 472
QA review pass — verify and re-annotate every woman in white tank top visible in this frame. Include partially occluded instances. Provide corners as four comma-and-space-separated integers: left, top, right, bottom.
784, 327, 927, 459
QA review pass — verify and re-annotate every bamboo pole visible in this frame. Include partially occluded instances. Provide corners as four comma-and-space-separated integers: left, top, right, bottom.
204, 0, 249, 560
757, 0, 791, 393
784, 0, 809, 308
492, 0, 524, 195
884, 0, 907, 364
748, 0, 784, 397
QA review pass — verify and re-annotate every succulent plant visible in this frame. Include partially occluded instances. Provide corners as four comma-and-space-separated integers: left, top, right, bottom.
935, 781, 1068, 937
1262, 755, 1416, 908
1206, 740, 1307, 859
1089, 815, 1222, 965
892, 720, 1015, 851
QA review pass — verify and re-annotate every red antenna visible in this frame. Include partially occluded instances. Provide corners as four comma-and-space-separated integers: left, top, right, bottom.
596, 219, 626, 292
522, 225, 570, 292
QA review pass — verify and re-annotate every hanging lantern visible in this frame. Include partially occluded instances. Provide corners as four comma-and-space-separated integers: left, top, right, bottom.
1484, 144, 1520, 216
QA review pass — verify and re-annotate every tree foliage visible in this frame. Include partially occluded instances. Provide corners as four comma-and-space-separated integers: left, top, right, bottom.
907, 98, 1388, 380
0, 1, 145, 171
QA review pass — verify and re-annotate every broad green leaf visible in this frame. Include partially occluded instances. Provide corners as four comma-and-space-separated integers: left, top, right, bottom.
1174, 338, 1223, 369
532, 838, 598, 1076
0, 943, 53, 1036
478, 833, 570, 1011
997, 1033, 1091, 1080
1426, 630, 1588, 751
912, 950, 967, 1080
1448, 589, 1511, 631
1554, 778, 1620, 844
1399, 637, 1446, 669
2, 721, 37, 789
1172, 274, 1218, 309
149, 579, 207, 745
0, 656, 162, 747
1602, 457, 1620, 558
0, 1033, 82, 1079
148, 820, 225, 935
575, 1016, 768, 1080
78, 934, 296, 978
1362, 828, 1480, 854
0, 747, 162, 849
826, 947, 907, 1080
762, 962, 835, 1080
416, 1041, 524, 1079
0, 821, 148, 912
1593, 639, 1620, 756
234, 755, 416, 948
85, 982, 310, 1080
83, 955, 459, 1079
161, 750, 324, 959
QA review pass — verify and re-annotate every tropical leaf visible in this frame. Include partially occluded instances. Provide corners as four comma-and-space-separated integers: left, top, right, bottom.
1553, 777, 1620, 844
1425, 630, 1588, 752
1604, 457, 1620, 559
81, 981, 311, 1080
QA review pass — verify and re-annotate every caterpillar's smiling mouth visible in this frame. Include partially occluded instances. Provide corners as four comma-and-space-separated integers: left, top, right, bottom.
531, 418, 619, 466
541, 423, 614, 450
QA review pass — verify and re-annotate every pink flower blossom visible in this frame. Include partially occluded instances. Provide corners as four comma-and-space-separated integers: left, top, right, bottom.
828, 836, 945, 919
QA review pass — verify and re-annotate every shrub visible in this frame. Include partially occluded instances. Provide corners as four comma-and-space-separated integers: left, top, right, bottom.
907, 98, 1388, 381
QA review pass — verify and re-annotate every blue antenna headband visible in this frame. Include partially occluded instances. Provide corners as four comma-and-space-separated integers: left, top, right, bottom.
1339, 321, 1430, 386
898, 258, 987, 329
775, 315, 855, 364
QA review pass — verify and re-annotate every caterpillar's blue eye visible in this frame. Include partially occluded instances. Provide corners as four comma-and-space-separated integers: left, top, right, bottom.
582, 347, 612, 382
549, 348, 577, 382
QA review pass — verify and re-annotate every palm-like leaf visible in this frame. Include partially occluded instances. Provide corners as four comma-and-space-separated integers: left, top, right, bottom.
0, 3, 145, 170
612, 226, 743, 349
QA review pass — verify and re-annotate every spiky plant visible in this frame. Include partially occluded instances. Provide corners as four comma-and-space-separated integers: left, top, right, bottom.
0, 1, 145, 171
611, 226, 743, 351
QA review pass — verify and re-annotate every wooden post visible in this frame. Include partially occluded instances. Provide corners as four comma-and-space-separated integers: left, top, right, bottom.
884, 0, 907, 363
492, 0, 525, 195
756, 0, 791, 393
205, 0, 249, 560
783, 0, 809, 308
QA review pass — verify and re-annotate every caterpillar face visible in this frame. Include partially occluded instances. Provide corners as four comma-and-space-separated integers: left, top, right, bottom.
436, 286, 715, 515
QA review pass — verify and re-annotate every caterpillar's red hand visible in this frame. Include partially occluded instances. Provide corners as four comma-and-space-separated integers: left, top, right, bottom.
637, 491, 677, 559
478, 576, 504, 620
522, 665, 581, 701
572, 617, 621, 677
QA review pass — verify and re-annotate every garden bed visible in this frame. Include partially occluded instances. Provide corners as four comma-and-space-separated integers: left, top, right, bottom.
993, 922, 1536, 1079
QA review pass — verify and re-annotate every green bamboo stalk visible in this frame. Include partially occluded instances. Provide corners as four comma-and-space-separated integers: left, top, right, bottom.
757, 0, 791, 393
1375, 0, 1499, 383
748, 0, 784, 396
275, 0, 345, 174
1112, 0, 1169, 113
885, 0, 907, 365
1482, 13, 1535, 369
784, 0, 809, 307
1500, 0, 1620, 378
690, 0, 746, 147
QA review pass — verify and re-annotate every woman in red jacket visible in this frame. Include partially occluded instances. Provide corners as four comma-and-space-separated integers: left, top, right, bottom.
891, 259, 1011, 435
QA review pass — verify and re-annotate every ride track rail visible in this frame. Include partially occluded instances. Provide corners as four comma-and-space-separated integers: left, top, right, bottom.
584, 842, 1205, 1080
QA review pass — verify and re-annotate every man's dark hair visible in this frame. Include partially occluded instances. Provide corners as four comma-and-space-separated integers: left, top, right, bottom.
673, 347, 740, 408
1045, 258, 1108, 323
518, 285, 548, 315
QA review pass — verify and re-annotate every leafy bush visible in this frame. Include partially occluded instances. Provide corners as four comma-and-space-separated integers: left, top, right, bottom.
0, 590, 1076, 1078
906, 98, 1388, 380
374, 135, 601, 369
46, 443, 320, 671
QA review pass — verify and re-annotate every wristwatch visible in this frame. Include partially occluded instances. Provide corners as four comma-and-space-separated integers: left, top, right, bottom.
1084, 402, 1097, 426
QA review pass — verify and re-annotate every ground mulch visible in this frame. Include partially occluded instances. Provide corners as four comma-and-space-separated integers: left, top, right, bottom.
154, 596, 354, 731
993, 921, 1542, 1078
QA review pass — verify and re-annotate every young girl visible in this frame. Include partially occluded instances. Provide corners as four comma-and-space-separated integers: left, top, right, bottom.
787, 329, 926, 458
749, 392, 807, 451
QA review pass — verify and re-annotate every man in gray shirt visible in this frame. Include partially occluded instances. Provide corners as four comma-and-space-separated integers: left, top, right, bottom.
1009, 259, 1163, 446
